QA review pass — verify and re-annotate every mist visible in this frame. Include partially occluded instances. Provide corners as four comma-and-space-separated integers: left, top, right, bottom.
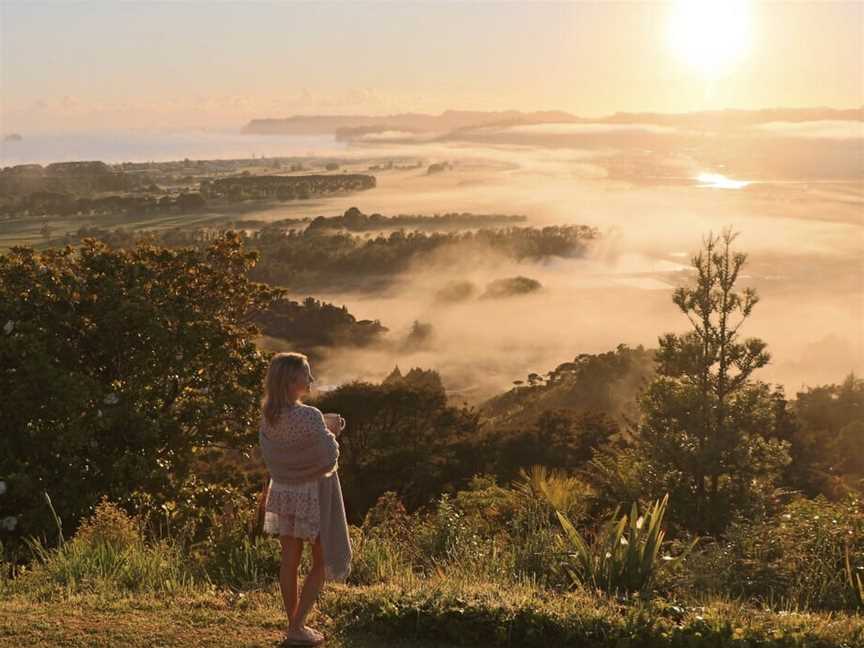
260, 127, 864, 405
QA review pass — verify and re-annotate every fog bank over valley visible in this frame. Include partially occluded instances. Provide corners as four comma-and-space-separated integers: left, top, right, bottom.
256, 119, 862, 403
3, 113, 860, 403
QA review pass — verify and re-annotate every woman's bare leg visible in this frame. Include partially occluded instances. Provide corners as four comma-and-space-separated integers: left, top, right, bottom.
288, 534, 325, 632
279, 535, 303, 623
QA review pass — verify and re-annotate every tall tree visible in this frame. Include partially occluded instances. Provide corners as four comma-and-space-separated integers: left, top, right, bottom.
638, 227, 791, 532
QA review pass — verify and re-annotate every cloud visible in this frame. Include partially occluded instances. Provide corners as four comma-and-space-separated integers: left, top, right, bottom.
497, 123, 680, 136
355, 130, 440, 143
2, 88, 426, 133
753, 120, 864, 140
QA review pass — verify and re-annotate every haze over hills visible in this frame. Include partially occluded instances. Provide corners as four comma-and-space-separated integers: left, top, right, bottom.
242, 109, 579, 136
243, 106, 864, 136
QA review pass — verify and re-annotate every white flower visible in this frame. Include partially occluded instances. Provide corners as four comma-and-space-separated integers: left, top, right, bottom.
0, 481, 6, 495
1, 516, 17, 531
104, 393, 119, 405
620, 536, 629, 546
3, 320, 13, 335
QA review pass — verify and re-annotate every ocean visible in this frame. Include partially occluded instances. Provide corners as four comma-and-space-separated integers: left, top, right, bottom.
0, 130, 348, 166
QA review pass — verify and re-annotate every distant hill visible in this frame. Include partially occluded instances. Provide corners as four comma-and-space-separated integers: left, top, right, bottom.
243, 109, 581, 135
599, 106, 864, 130
478, 344, 657, 434
242, 106, 863, 136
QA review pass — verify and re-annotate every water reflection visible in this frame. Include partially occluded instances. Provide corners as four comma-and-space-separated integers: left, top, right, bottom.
696, 172, 751, 189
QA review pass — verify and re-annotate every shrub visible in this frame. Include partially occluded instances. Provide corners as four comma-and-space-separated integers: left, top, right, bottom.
320, 580, 864, 648
512, 465, 593, 524
129, 476, 254, 547
554, 494, 695, 597
413, 493, 480, 570
74, 495, 142, 548
361, 490, 414, 544
845, 543, 864, 609
192, 498, 280, 590
314, 379, 481, 521
347, 525, 413, 586
452, 474, 519, 540
19, 499, 197, 594
0, 234, 280, 549
707, 495, 864, 610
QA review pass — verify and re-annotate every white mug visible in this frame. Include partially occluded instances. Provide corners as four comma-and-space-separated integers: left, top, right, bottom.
323, 413, 346, 435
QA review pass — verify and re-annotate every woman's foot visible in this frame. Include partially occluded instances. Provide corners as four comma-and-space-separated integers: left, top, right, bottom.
285, 624, 324, 645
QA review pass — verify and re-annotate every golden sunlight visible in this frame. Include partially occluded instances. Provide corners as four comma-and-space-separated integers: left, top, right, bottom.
696, 172, 751, 189
667, 0, 753, 79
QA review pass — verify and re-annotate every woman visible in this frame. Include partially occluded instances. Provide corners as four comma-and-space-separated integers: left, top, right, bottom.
257, 352, 352, 646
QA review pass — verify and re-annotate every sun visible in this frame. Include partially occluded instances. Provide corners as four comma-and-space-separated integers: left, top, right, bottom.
667, 0, 753, 79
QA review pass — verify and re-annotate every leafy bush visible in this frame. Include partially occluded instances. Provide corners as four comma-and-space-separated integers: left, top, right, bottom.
353, 489, 417, 585
0, 234, 280, 548
785, 373, 864, 499
413, 493, 481, 570
314, 379, 481, 520
554, 494, 695, 597
845, 544, 864, 609
704, 495, 864, 610
187, 494, 280, 590
452, 474, 519, 540
73, 495, 142, 548
129, 475, 255, 547
361, 491, 415, 548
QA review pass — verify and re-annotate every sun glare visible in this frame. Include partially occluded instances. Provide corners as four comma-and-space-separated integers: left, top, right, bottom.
696, 173, 751, 189
667, 0, 753, 79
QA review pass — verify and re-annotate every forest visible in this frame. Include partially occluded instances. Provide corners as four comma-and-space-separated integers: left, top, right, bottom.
43, 217, 598, 294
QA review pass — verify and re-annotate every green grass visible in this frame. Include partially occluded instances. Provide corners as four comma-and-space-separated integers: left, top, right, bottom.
0, 587, 460, 648
3, 576, 862, 648
0, 209, 245, 251
0, 193, 332, 251
3, 491, 861, 646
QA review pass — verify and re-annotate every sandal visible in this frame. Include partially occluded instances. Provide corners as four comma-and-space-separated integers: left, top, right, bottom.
284, 624, 325, 646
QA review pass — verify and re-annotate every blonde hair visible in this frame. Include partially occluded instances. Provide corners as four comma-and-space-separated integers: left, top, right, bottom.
262, 352, 309, 426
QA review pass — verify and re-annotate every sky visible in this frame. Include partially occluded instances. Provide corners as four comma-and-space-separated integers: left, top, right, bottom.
1, 0, 862, 133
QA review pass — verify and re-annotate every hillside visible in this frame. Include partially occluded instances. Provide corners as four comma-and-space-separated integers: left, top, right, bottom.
242, 106, 864, 136
242, 109, 579, 135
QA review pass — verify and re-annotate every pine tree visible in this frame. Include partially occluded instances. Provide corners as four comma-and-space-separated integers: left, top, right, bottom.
639, 227, 791, 532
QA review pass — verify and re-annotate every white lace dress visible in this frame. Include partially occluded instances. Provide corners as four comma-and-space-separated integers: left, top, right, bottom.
261, 404, 335, 540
